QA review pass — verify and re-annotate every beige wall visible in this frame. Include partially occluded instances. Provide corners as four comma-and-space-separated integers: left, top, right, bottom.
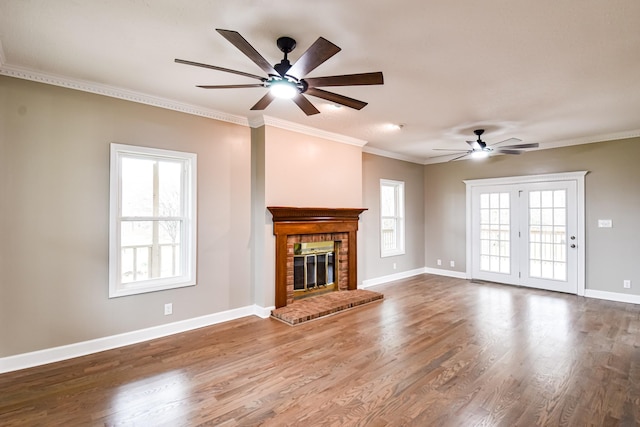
361, 153, 425, 280
0, 76, 252, 357
424, 137, 640, 295
264, 126, 363, 208
253, 125, 364, 307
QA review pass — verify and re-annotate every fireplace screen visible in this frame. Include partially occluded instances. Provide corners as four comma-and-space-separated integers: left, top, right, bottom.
293, 241, 336, 293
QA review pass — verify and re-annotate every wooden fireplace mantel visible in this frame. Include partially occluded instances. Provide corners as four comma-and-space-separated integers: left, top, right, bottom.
268, 207, 367, 308
268, 207, 368, 222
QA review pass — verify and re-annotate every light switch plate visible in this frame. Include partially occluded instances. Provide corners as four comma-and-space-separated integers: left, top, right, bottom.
598, 219, 612, 228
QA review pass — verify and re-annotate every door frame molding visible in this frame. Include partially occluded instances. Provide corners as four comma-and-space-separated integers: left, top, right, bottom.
464, 171, 588, 296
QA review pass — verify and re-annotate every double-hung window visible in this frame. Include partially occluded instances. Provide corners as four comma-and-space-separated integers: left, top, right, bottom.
380, 179, 405, 257
109, 144, 197, 298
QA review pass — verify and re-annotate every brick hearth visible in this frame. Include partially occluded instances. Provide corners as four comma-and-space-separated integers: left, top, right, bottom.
271, 289, 384, 325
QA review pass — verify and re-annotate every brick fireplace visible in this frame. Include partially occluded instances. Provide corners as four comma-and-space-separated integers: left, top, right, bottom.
268, 207, 367, 308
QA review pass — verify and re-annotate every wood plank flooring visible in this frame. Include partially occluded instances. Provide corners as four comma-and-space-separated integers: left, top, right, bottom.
1, 274, 639, 426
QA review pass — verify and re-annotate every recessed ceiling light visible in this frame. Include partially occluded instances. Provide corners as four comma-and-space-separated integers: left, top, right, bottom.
386, 123, 404, 131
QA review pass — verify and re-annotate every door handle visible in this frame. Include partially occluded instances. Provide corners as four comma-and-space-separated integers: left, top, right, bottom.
570, 244, 576, 248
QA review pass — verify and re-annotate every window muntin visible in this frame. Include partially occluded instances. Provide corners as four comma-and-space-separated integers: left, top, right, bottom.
109, 144, 196, 298
380, 179, 405, 257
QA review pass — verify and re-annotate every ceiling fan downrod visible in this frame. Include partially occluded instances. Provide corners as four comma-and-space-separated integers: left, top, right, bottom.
274, 36, 296, 76
474, 129, 487, 150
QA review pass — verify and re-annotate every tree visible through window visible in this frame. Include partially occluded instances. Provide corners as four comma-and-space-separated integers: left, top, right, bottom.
109, 144, 197, 297
380, 179, 405, 257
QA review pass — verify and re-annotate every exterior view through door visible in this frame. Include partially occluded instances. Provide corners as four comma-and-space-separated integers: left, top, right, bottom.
465, 172, 587, 295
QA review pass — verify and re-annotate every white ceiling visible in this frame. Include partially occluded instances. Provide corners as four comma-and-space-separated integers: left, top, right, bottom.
1, 0, 639, 163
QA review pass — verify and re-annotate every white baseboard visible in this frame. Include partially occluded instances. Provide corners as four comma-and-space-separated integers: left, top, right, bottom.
0, 304, 272, 374
361, 267, 427, 288
253, 304, 276, 318
584, 289, 640, 305
424, 267, 468, 279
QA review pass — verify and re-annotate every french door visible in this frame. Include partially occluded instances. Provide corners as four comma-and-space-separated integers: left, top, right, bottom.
466, 172, 586, 294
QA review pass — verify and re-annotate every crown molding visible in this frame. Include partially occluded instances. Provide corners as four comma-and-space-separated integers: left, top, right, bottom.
362, 145, 426, 165
249, 115, 368, 148
0, 62, 250, 127
538, 130, 640, 150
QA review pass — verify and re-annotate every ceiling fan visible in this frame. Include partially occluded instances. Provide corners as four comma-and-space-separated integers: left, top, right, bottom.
433, 129, 539, 160
175, 29, 384, 116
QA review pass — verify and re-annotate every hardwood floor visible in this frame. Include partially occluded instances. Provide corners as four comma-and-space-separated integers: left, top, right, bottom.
1, 274, 639, 426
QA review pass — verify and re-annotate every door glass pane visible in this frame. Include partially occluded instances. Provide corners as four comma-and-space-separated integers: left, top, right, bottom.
528, 190, 567, 281
529, 191, 540, 208
480, 194, 490, 209
500, 193, 510, 209
479, 192, 510, 274
541, 208, 553, 225
480, 255, 490, 270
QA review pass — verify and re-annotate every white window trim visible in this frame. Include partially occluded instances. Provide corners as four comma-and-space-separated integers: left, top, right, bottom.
109, 143, 197, 298
380, 179, 406, 258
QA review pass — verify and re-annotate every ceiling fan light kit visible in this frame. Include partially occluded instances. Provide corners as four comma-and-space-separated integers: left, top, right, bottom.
175, 29, 384, 115
470, 150, 490, 159
269, 78, 299, 99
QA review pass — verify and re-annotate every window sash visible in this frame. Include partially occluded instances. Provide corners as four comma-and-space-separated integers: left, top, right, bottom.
109, 144, 196, 298
380, 179, 405, 257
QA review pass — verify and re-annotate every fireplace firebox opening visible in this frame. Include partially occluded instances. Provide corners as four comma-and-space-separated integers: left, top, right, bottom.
293, 241, 339, 299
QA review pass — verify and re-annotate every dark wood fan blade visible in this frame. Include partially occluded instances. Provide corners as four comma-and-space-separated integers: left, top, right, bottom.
495, 149, 522, 155
291, 94, 320, 116
197, 84, 265, 89
428, 153, 468, 161
305, 87, 367, 110
250, 92, 276, 110
491, 137, 522, 146
286, 37, 341, 79
449, 153, 471, 161
501, 143, 539, 149
303, 72, 384, 87
216, 29, 278, 76
175, 59, 266, 81
466, 140, 482, 150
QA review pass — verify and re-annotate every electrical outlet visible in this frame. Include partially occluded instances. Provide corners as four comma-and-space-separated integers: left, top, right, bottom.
450, 260, 455, 267
437, 259, 442, 266
164, 303, 173, 315
623, 280, 631, 289
393, 263, 397, 270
